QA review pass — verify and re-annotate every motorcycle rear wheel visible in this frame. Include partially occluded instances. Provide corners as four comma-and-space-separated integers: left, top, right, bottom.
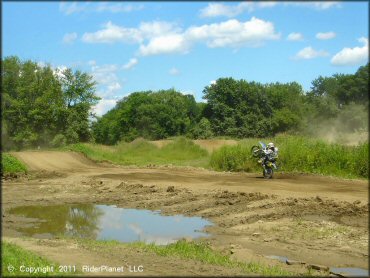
263, 168, 273, 179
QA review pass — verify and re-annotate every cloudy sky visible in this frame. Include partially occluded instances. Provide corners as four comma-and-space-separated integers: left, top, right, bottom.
3, 1, 368, 115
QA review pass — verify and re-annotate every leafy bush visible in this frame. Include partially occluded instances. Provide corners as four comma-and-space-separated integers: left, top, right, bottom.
1, 153, 27, 174
51, 134, 67, 147
66, 128, 79, 144
210, 135, 369, 179
189, 118, 214, 139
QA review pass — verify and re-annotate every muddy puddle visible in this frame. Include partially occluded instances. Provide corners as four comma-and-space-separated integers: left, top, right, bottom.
265, 255, 289, 262
9, 204, 212, 245
330, 268, 369, 277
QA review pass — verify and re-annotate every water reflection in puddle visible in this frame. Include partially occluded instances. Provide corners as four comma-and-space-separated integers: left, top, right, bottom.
266, 255, 368, 277
330, 267, 369, 277
9, 204, 212, 245
265, 255, 288, 263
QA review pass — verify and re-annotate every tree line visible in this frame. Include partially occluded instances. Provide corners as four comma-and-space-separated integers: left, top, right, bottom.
94, 62, 368, 144
1, 55, 368, 149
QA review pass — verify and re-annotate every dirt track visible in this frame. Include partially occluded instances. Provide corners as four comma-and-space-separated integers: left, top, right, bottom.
2, 151, 369, 276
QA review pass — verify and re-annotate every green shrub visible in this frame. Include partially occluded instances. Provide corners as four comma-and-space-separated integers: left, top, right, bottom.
189, 118, 214, 139
210, 134, 369, 179
1, 153, 27, 174
51, 134, 67, 147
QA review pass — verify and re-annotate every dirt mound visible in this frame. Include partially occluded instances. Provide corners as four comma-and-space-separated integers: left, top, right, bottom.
149, 139, 238, 152
193, 139, 238, 152
11, 151, 97, 171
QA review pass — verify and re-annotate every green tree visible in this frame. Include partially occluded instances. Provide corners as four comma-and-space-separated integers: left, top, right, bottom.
92, 89, 199, 144
189, 118, 214, 139
57, 68, 100, 142
265, 82, 306, 134
1, 56, 100, 149
2, 57, 64, 148
202, 78, 310, 137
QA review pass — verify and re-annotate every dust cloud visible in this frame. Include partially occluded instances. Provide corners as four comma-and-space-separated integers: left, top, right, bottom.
306, 104, 368, 145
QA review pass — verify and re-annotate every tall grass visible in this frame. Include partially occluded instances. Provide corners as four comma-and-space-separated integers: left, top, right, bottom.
66, 137, 210, 168
1, 153, 27, 174
67, 135, 367, 179
210, 134, 368, 179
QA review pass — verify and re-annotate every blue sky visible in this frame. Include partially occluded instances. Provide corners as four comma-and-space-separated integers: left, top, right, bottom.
3, 1, 369, 115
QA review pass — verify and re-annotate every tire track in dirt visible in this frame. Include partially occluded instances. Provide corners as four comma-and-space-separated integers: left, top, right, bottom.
3, 151, 369, 273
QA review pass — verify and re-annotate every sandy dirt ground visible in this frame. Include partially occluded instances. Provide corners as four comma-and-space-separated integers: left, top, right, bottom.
2, 151, 369, 276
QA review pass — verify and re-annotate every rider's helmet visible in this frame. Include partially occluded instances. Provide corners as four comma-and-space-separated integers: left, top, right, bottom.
267, 142, 275, 150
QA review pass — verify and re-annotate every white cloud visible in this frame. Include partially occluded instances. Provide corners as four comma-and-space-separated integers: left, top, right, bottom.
123, 58, 139, 70
287, 2, 341, 10
52, 65, 68, 79
59, 2, 89, 15
331, 37, 369, 66
138, 21, 181, 39
258, 2, 278, 8
199, 2, 253, 18
287, 32, 304, 41
82, 21, 142, 44
95, 3, 144, 13
63, 32, 78, 44
199, 2, 277, 18
316, 32, 336, 40
91, 64, 117, 75
83, 17, 280, 55
294, 46, 329, 59
92, 98, 117, 116
199, 1, 337, 18
59, 2, 143, 15
210, 80, 217, 85
106, 82, 122, 95
87, 60, 96, 66
305, 2, 341, 10
90, 64, 123, 97
186, 17, 280, 48
91, 64, 119, 84
169, 67, 180, 75
139, 34, 190, 56
82, 21, 179, 44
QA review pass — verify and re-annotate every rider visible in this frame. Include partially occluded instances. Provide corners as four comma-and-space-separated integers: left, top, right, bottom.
263, 142, 278, 166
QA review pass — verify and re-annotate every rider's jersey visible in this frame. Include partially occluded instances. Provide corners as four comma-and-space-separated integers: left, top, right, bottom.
263, 147, 278, 159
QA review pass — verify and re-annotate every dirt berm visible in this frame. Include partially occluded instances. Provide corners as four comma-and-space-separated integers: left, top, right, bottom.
2, 151, 369, 276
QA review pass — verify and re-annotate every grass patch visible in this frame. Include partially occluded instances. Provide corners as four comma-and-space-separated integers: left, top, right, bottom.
210, 134, 368, 179
291, 219, 352, 240
1, 241, 77, 276
77, 238, 293, 276
66, 137, 210, 168
66, 135, 367, 179
1, 153, 27, 174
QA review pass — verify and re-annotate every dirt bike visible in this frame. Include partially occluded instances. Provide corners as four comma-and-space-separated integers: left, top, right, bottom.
251, 142, 277, 179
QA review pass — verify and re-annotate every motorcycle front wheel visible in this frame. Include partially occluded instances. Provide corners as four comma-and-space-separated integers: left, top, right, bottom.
251, 145, 260, 157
